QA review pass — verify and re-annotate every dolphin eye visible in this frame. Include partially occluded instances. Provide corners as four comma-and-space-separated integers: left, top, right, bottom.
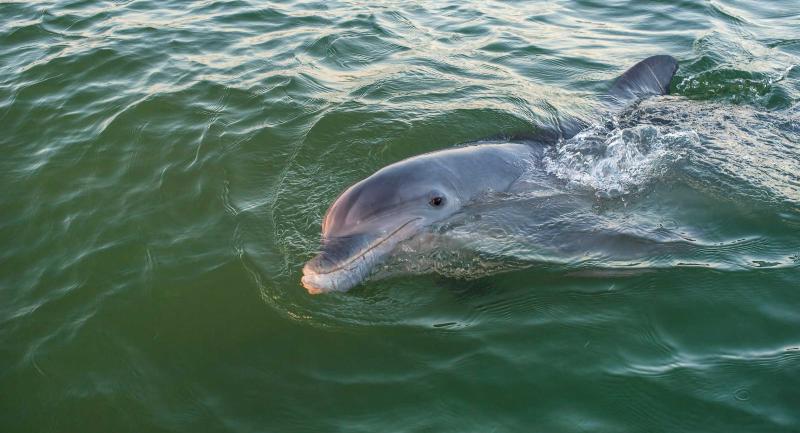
429, 196, 444, 207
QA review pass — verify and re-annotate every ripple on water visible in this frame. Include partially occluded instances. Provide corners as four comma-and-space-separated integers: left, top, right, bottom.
3, 0, 800, 431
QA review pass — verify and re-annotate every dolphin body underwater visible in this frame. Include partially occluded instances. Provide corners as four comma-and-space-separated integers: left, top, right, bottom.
302, 55, 680, 294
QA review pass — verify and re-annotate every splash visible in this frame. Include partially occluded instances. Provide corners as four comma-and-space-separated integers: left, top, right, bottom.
373, 98, 799, 284
541, 119, 698, 198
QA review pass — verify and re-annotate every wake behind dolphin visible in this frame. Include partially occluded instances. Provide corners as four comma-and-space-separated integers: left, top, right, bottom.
302, 55, 680, 294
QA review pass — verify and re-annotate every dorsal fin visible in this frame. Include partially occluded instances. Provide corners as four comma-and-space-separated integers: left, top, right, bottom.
552, 56, 678, 140
604, 55, 679, 110
494, 55, 679, 145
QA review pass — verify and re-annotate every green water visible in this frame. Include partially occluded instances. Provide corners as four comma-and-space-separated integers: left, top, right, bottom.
2, 1, 799, 431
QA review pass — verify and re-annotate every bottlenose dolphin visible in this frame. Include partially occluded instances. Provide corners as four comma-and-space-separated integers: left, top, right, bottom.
302, 55, 679, 294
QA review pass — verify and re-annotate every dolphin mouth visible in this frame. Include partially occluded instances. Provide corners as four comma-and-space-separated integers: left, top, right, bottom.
302, 218, 422, 294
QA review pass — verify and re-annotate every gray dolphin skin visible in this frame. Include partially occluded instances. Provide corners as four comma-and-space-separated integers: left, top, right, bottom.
302, 55, 679, 294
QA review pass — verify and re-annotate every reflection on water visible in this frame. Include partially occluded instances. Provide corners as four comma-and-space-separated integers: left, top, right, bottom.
2, 0, 799, 432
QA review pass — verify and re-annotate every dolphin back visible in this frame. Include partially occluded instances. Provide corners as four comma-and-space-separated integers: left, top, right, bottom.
605, 55, 679, 109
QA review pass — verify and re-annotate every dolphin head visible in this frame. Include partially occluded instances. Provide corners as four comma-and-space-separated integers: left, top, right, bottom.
301, 143, 533, 294
301, 157, 463, 294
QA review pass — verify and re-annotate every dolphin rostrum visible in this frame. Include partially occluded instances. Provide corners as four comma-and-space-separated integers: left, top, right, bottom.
301, 55, 679, 294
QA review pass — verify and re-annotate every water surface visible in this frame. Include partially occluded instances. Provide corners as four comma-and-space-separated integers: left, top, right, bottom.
1, 1, 799, 432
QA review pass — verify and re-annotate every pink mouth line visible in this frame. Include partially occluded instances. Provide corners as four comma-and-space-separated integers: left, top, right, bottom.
301, 218, 422, 293
305, 217, 422, 276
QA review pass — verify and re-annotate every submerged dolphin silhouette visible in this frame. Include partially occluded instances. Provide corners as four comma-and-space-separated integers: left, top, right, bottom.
302, 55, 679, 294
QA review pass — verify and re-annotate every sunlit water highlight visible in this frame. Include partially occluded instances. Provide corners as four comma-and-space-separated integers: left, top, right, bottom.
1, 1, 799, 432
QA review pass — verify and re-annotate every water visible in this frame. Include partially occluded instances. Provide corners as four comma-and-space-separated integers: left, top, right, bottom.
1, 1, 799, 431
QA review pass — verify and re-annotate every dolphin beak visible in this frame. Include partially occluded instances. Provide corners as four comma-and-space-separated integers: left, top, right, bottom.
300, 233, 376, 294
300, 268, 326, 295
301, 218, 423, 294
300, 275, 325, 295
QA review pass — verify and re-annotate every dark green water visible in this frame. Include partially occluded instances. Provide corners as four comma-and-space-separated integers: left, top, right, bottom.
2, 1, 799, 431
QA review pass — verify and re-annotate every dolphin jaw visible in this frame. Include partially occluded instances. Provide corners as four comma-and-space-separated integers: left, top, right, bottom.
301, 218, 423, 294
301, 257, 372, 294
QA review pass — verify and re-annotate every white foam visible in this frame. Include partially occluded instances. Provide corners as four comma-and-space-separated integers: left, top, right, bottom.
541, 121, 698, 198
